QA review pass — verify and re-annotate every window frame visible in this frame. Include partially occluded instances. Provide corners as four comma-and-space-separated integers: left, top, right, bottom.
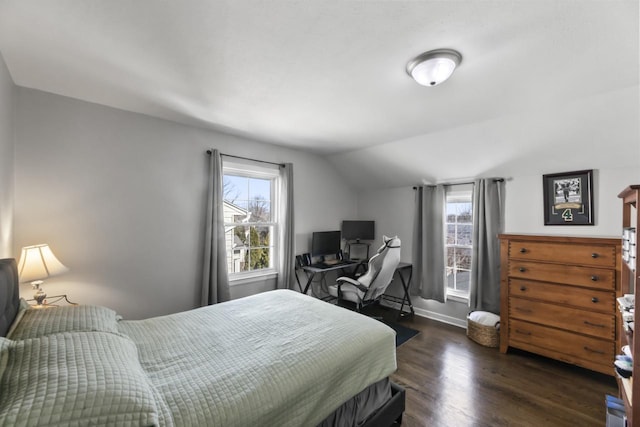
222, 160, 280, 281
444, 184, 474, 301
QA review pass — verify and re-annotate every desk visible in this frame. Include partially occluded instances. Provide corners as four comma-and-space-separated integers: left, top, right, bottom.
297, 261, 415, 319
299, 261, 360, 297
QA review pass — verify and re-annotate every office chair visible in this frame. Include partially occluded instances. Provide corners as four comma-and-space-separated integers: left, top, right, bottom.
328, 236, 401, 312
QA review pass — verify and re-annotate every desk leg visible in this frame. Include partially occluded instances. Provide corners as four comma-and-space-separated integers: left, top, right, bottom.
397, 267, 415, 320
303, 272, 316, 295
295, 269, 302, 293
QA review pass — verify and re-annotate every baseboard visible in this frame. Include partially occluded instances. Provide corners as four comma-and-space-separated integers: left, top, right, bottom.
380, 300, 467, 329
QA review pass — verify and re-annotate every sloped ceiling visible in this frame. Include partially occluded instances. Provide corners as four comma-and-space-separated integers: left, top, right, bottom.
0, 1, 637, 189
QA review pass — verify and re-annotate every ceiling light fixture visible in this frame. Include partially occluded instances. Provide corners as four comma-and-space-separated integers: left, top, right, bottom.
406, 49, 462, 87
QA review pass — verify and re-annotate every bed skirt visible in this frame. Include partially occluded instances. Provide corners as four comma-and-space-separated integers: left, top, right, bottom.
318, 379, 405, 427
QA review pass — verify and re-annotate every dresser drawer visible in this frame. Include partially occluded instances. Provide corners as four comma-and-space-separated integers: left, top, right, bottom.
508, 240, 616, 268
509, 297, 615, 339
509, 319, 614, 366
509, 279, 615, 313
508, 261, 615, 290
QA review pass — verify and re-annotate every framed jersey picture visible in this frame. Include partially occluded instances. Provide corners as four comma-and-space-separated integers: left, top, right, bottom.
543, 169, 594, 225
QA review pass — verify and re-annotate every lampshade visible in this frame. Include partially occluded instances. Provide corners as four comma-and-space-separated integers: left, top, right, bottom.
406, 49, 462, 87
17, 244, 69, 283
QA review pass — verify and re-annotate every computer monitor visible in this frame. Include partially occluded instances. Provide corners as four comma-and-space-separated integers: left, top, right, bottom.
341, 220, 375, 242
311, 231, 341, 258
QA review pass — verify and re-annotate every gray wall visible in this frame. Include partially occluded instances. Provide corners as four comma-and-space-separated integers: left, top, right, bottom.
0, 52, 14, 258
13, 88, 357, 319
357, 168, 640, 327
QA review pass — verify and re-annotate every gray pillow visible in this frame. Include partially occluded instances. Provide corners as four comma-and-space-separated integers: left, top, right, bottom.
0, 332, 163, 426
8, 305, 119, 340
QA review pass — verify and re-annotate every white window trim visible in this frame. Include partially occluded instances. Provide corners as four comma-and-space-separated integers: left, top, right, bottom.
224, 160, 280, 180
445, 183, 473, 301
229, 269, 278, 286
447, 291, 469, 303
223, 159, 281, 280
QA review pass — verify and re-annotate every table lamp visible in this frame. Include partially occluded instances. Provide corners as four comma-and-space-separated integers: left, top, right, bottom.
17, 244, 69, 305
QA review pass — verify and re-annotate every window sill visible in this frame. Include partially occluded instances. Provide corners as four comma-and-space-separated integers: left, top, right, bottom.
446, 294, 469, 304
229, 270, 278, 286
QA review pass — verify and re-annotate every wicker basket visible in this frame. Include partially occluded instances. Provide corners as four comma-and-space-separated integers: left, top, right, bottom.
467, 314, 500, 348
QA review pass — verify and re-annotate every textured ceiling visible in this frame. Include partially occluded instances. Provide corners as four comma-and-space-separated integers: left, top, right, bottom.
0, 1, 638, 187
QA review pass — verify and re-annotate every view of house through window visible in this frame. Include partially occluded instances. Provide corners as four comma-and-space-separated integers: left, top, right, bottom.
223, 163, 278, 276
445, 184, 473, 299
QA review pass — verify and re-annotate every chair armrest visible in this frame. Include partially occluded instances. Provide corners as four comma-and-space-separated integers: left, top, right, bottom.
337, 276, 369, 293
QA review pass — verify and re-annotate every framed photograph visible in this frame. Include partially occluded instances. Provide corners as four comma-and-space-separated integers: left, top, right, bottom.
543, 169, 594, 225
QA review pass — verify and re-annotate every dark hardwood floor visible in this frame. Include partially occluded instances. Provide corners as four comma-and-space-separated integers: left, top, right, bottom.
368, 306, 617, 427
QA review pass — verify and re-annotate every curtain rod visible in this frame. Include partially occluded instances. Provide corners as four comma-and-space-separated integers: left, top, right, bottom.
206, 150, 285, 167
412, 178, 504, 189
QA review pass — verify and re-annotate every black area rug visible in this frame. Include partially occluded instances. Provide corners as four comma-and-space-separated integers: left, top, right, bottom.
381, 320, 419, 347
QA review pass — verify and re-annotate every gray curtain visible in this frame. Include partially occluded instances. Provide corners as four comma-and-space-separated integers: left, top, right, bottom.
277, 163, 295, 290
469, 178, 505, 313
201, 149, 230, 306
411, 185, 446, 302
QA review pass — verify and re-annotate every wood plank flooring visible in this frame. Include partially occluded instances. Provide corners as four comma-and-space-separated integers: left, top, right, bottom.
371, 307, 618, 427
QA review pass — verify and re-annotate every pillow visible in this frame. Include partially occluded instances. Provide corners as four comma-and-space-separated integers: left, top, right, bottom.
0, 337, 11, 351
0, 337, 12, 380
0, 332, 162, 426
8, 305, 120, 340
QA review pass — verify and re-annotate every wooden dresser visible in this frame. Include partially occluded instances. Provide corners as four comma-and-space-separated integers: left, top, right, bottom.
499, 234, 621, 375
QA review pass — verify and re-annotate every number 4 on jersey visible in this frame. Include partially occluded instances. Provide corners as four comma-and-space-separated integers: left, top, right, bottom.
562, 209, 573, 222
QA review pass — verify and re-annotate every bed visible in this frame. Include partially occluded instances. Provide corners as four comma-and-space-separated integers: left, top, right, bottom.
0, 258, 405, 426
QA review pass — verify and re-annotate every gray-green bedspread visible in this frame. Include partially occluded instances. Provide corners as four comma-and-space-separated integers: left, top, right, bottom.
0, 290, 396, 426
118, 289, 397, 426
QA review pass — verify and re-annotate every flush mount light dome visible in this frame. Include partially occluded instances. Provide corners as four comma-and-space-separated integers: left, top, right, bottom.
406, 49, 462, 87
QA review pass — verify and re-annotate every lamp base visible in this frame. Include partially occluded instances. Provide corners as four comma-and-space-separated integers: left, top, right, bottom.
31, 281, 46, 305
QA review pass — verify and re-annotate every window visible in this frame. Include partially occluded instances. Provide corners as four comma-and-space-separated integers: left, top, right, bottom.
223, 161, 279, 277
445, 184, 473, 300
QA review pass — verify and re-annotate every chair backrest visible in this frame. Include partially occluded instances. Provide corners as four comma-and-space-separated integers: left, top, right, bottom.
358, 236, 401, 302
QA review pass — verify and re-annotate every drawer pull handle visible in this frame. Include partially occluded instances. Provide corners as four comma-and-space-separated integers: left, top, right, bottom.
515, 329, 531, 336
519, 267, 526, 273
583, 346, 605, 355
520, 286, 527, 292
591, 297, 599, 303
583, 320, 605, 328
590, 275, 598, 281
519, 248, 527, 253
591, 253, 599, 258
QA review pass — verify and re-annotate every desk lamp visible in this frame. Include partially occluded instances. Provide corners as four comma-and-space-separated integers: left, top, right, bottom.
17, 244, 69, 305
